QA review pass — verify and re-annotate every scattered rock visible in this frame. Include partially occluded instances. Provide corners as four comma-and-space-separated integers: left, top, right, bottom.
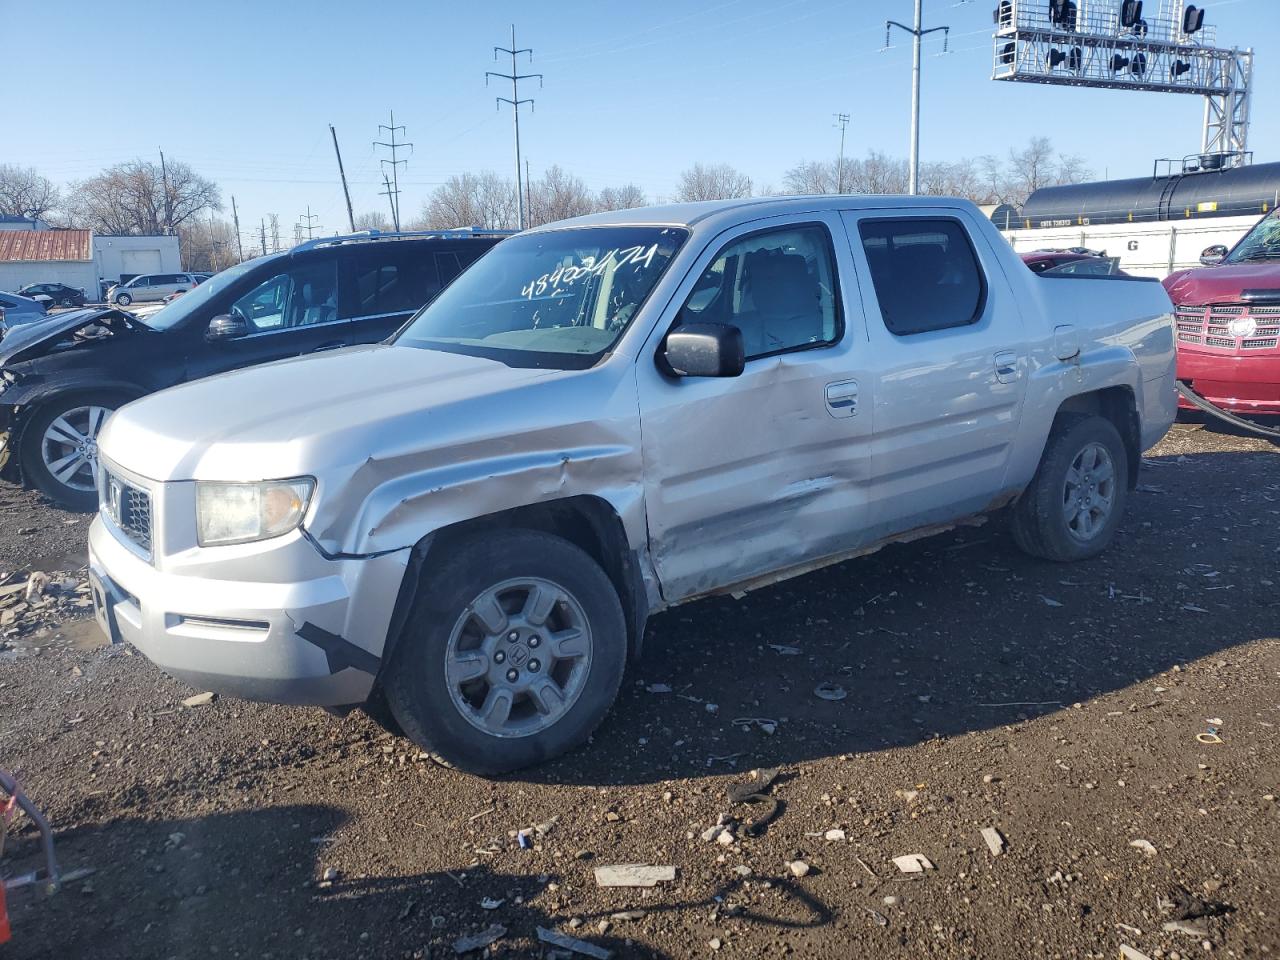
709, 937, 722, 950
25, 572, 49, 601
593, 864, 675, 888
786, 860, 810, 878
1164, 919, 1211, 938
453, 923, 506, 954
980, 827, 1005, 857
182, 692, 216, 708
645, 683, 672, 693
535, 926, 612, 960
882, 895, 899, 907
1130, 839, 1158, 857
480, 897, 504, 910
892, 854, 935, 874
1119, 946, 1155, 960
609, 910, 645, 921
824, 828, 846, 841
322, 867, 339, 882
813, 682, 847, 701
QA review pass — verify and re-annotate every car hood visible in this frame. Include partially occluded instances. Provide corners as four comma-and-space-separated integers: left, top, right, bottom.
0, 307, 139, 366
1163, 261, 1280, 306
99, 344, 561, 483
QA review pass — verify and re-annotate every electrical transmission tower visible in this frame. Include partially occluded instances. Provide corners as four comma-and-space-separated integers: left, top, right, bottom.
885, 0, 950, 195
374, 110, 413, 231
833, 113, 850, 193
487, 25, 542, 231
297, 205, 321, 240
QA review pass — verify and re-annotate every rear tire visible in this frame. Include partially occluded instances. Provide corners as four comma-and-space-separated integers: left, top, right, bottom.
1011, 414, 1129, 562
383, 529, 627, 775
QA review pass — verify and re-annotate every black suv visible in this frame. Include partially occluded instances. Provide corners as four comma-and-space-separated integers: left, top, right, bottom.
0, 230, 506, 508
17, 282, 88, 308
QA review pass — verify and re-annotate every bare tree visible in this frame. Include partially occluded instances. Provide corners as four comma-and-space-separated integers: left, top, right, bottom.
783, 160, 841, 195
527, 165, 596, 227
676, 163, 752, 202
0, 164, 60, 221
353, 211, 393, 232
66, 158, 220, 235
417, 172, 518, 231
177, 217, 240, 272
596, 183, 647, 211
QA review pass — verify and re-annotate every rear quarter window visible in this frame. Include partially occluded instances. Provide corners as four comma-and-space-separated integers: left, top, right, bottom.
858, 218, 985, 336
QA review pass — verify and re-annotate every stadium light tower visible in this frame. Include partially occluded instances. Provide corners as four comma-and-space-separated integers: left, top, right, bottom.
992, 1, 1253, 169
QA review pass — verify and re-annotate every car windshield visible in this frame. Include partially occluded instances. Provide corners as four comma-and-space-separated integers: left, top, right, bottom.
1225, 210, 1280, 263
395, 226, 687, 368
142, 258, 268, 331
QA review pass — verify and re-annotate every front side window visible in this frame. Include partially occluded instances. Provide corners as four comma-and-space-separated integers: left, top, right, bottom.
859, 218, 985, 336
229, 261, 338, 332
679, 224, 840, 359
396, 226, 686, 369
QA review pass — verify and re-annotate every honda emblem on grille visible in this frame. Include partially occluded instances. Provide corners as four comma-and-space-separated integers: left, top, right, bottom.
108, 477, 122, 521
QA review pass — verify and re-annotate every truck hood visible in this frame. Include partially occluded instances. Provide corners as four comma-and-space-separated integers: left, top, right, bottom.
0, 307, 145, 367
99, 344, 558, 482
1163, 261, 1280, 306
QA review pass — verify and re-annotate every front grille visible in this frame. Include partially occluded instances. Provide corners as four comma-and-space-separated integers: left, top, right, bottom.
1174, 302, 1280, 354
102, 470, 153, 554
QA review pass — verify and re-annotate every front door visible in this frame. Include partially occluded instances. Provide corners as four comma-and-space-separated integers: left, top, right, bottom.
840, 209, 1028, 540
636, 213, 874, 603
185, 255, 351, 380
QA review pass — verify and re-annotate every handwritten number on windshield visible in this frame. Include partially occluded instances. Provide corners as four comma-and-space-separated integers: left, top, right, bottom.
520, 244, 659, 300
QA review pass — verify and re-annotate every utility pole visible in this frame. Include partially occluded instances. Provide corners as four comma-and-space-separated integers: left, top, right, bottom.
379, 172, 399, 229
487, 25, 542, 231
885, 0, 949, 195
230, 195, 244, 262
208, 209, 220, 272
158, 148, 173, 235
259, 219, 268, 258
833, 113, 850, 194
330, 124, 357, 233
374, 110, 412, 232
525, 157, 532, 225
298, 205, 320, 240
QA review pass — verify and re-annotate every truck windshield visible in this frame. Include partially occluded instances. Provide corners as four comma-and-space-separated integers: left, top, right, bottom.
142, 258, 265, 331
395, 226, 687, 368
1225, 210, 1280, 264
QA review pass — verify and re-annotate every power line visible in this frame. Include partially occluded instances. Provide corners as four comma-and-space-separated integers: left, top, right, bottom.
373, 110, 413, 231
487, 24, 542, 231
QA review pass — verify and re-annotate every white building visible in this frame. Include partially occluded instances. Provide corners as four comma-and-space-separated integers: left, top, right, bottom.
94, 234, 182, 285
0, 215, 50, 231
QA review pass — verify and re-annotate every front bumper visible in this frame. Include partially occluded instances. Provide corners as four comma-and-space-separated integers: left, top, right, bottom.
88, 515, 409, 706
1176, 349, 1280, 415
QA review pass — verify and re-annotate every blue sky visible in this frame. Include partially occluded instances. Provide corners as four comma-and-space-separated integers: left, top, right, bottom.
6, 0, 1277, 237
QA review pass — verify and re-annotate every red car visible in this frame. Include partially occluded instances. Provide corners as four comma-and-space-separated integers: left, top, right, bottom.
1164, 209, 1280, 416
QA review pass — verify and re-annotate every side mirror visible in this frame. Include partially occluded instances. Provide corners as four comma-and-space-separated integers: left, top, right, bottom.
1199, 244, 1228, 266
206, 313, 249, 342
662, 322, 745, 378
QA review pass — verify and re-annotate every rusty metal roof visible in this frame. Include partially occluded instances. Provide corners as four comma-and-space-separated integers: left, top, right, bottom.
0, 230, 92, 263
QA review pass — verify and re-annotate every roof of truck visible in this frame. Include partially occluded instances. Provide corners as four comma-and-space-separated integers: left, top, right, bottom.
541, 195, 978, 232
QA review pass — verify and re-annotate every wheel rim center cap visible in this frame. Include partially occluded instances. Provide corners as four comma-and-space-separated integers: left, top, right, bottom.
507, 644, 530, 668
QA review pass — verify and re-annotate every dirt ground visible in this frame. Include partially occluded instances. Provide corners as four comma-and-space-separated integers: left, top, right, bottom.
1, 420, 1277, 960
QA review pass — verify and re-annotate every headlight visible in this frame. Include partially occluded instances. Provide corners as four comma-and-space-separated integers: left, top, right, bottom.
195, 478, 314, 546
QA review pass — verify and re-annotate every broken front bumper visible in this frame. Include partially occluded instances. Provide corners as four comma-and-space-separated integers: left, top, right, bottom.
1176, 350, 1280, 416
87, 516, 409, 706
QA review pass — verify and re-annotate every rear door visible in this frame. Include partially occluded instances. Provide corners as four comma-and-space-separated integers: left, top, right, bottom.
636, 213, 875, 602
339, 242, 444, 343
840, 209, 1028, 540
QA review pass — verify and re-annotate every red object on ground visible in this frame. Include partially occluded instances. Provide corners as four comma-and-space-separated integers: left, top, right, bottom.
0, 880, 10, 944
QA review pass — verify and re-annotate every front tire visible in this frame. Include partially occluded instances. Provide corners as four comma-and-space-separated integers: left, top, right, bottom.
383, 530, 627, 775
114, 292, 132, 306
21, 394, 121, 510
1011, 414, 1129, 562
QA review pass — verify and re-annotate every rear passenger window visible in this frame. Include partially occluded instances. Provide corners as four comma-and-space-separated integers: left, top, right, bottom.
679, 224, 841, 360
858, 219, 984, 336
349, 251, 441, 317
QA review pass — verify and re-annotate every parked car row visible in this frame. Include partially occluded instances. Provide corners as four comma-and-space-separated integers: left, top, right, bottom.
0, 290, 49, 336
66, 197, 1177, 775
0, 231, 504, 506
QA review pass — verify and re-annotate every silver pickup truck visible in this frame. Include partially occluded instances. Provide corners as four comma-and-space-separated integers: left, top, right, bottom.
88, 197, 1177, 773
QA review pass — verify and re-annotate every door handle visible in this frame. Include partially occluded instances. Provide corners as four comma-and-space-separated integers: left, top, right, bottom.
994, 350, 1019, 384
825, 379, 859, 418
311, 340, 347, 353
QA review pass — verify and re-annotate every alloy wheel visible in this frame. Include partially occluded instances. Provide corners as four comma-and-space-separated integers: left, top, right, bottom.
40, 405, 111, 492
1062, 441, 1116, 542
